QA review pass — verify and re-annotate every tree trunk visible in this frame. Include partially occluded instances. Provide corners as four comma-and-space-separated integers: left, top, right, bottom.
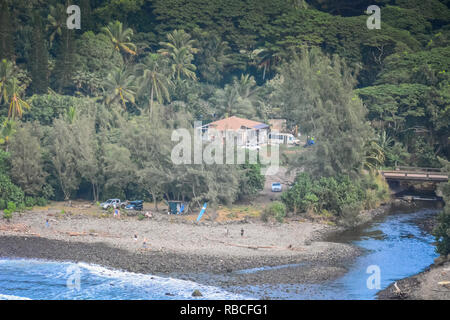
150, 86, 154, 118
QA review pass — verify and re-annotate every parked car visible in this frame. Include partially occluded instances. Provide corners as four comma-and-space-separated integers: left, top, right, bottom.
271, 182, 282, 192
125, 200, 144, 211
100, 199, 123, 210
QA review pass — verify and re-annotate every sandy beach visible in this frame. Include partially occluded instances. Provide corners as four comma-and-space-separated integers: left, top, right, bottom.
0, 201, 366, 288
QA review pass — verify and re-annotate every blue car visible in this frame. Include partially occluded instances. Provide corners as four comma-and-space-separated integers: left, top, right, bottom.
125, 200, 144, 211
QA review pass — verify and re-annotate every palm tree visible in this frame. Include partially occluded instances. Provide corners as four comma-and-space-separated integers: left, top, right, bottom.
213, 75, 259, 119
158, 30, 198, 81
102, 67, 137, 110
8, 79, 30, 119
363, 139, 385, 172
137, 54, 173, 116
65, 106, 76, 124
101, 21, 137, 56
235, 74, 259, 101
159, 29, 198, 56
241, 48, 279, 80
0, 59, 13, 105
46, 4, 66, 48
0, 119, 16, 152
170, 47, 198, 80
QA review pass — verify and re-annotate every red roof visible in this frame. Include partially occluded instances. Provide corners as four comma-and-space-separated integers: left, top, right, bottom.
206, 116, 268, 131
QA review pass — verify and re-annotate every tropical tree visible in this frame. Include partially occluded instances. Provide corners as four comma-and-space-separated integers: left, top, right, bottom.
158, 29, 198, 80
101, 21, 137, 57
169, 47, 197, 81
0, 119, 16, 152
0, 58, 13, 104
65, 106, 76, 124
9, 123, 47, 196
102, 67, 137, 110
0, 0, 15, 60
159, 29, 198, 56
49, 117, 80, 201
241, 48, 279, 81
235, 74, 259, 101
46, 3, 66, 48
194, 31, 232, 84
272, 48, 372, 177
8, 79, 30, 119
137, 53, 173, 116
212, 75, 259, 119
363, 139, 385, 172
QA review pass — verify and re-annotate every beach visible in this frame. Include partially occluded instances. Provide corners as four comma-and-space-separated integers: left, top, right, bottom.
0, 201, 364, 288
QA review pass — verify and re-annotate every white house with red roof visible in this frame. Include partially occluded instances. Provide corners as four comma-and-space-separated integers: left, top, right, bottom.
198, 116, 269, 147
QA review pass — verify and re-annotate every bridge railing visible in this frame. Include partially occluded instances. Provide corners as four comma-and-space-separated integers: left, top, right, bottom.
381, 166, 443, 173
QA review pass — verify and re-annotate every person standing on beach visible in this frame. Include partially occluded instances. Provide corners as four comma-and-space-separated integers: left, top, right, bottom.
45, 219, 49, 228
142, 238, 148, 248
241, 228, 244, 237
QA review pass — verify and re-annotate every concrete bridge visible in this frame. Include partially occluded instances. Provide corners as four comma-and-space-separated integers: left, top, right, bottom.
381, 166, 448, 183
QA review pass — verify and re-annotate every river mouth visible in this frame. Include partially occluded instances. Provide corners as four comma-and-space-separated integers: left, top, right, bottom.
219, 203, 441, 299
0, 203, 441, 300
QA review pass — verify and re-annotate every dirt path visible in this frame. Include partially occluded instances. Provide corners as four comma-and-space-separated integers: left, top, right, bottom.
256, 166, 298, 204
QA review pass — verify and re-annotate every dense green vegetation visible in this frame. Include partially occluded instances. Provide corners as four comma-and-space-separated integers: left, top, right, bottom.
0, 0, 448, 220
434, 158, 450, 256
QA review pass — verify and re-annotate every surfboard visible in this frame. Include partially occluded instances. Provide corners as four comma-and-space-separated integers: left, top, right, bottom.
196, 203, 207, 222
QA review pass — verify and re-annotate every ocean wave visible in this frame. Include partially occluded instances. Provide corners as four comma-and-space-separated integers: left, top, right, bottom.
0, 294, 32, 300
76, 262, 250, 300
0, 258, 251, 300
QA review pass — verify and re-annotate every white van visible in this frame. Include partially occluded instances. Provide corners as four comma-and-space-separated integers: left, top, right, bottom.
268, 132, 300, 145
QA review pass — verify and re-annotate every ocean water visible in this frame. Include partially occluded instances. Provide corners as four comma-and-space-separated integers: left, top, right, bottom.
0, 259, 249, 300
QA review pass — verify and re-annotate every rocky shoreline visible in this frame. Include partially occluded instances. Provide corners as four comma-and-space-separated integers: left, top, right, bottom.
377, 257, 450, 300
0, 200, 408, 297
0, 200, 373, 291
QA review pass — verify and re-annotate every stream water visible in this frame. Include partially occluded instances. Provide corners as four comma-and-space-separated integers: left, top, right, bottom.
231, 205, 440, 299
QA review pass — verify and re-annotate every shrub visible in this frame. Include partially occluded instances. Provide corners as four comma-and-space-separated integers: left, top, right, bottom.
36, 197, 48, 206
25, 196, 36, 207
433, 210, 450, 256
7, 201, 16, 212
261, 201, 286, 223
0, 173, 25, 205
137, 214, 145, 221
17, 202, 26, 212
3, 209, 12, 221
281, 173, 365, 217
238, 162, 265, 199
40, 184, 54, 200
433, 165, 450, 256
339, 203, 363, 228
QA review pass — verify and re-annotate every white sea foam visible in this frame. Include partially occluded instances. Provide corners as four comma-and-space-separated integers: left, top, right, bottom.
0, 294, 32, 300
76, 262, 251, 300
0, 258, 251, 300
